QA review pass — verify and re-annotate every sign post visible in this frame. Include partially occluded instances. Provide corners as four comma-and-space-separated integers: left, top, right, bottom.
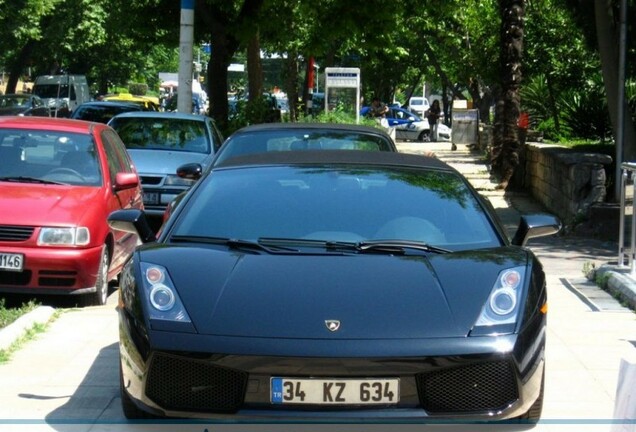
324, 67, 361, 123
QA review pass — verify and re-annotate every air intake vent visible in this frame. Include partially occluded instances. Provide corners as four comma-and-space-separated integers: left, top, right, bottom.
0, 225, 34, 242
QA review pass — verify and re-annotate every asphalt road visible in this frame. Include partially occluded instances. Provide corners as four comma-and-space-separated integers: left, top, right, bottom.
0, 140, 634, 432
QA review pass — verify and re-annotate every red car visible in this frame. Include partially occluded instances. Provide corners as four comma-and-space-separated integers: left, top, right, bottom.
0, 116, 144, 306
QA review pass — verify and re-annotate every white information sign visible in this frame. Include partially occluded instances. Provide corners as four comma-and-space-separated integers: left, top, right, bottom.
324, 67, 361, 123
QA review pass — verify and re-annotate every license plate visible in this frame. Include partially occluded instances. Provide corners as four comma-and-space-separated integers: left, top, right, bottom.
271, 377, 399, 405
142, 192, 159, 205
0, 252, 24, 271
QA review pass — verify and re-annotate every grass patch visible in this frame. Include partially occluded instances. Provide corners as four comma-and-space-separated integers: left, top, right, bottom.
0, 298, 39, 329
0, 322, 48, 364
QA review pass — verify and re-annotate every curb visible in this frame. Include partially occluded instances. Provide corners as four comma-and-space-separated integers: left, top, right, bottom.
0, 306, 56, 351
597, 265, 636, 312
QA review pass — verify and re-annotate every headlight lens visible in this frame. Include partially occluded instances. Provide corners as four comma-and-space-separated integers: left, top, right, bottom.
141, 262, 191, 322
38, 227, 90, 246
471, 266, 526, 335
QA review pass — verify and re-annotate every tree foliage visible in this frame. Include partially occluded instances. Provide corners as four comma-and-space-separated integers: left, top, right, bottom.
1, 0, 633, 162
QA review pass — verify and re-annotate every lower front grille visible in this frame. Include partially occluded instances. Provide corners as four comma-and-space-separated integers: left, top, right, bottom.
38, 270, 77, 287
416, 360, 519, 413
0, 270, 32, 286
146, 352, 248, 413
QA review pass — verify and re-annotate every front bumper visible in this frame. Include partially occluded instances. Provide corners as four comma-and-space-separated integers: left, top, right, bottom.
119, 310, 546, 421
0, 244, 103, 294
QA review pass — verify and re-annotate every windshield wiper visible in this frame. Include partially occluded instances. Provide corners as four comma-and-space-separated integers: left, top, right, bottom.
0, 176, 66, 185
169, 235, 299, 253
356, 240, 452, 255
258, 237, 451, 255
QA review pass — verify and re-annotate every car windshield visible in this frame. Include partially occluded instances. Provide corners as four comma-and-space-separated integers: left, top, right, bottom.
109, 117, 210, 153
0, 96, 29, 107
0, 129, 102, 186
214, 130, 393, 165
170, 165, 501, 251
73, 104, 141, 123
33, 84, 75, 99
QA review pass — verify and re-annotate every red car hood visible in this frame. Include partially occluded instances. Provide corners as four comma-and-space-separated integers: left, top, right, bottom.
0, 183, 101, 226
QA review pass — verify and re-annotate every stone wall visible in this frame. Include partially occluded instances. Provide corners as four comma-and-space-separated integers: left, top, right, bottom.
516, 143, 612, 226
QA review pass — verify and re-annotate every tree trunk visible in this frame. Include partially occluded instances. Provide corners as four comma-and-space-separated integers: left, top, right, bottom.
491, 0, 525, 190
247, 32, 263, 103
208, 27, 232, 133
593, 0, 636, 200
6, 40, 36, 94
282, 54, 299, 122
197, 0, 265, 133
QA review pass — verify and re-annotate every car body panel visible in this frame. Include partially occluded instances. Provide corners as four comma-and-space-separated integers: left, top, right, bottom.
111, 150, 556, 421
0, 116, 143, 297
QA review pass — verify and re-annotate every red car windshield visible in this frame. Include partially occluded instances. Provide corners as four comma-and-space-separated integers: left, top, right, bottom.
0, 129, 102, 186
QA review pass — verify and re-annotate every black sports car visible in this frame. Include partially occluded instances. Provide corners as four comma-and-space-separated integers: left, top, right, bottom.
109, 150, 560, 422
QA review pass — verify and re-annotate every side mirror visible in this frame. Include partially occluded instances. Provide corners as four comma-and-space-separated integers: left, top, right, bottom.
177, 162, 203, 181
113, 172, 139, 191
108, 209, 156, 244
511, 214, 561, 247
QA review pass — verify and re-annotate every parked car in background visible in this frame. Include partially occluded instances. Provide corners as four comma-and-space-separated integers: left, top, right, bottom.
103, 93, 160, 111
207, 122, 397, 169
107, 112, 224, 220
384, 106, 451, 143
407, 96, 430, 116
385, 106, 431, 142
71, 101, 143, 124
0, 94, 50, 117
32, 74, 91, 117
109, 150, 560, 421
0, 116, 143, 306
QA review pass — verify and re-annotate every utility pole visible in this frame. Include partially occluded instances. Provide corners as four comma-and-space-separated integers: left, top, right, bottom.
178, 0, 194, 114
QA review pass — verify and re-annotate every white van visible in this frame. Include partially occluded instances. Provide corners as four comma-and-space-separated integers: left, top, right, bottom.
32, 75, 91, 117
407, 96, 430, 116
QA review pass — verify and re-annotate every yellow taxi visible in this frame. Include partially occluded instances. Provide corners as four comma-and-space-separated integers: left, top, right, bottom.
103, 93, 160, 111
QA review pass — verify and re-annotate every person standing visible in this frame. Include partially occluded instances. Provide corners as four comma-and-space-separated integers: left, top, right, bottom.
368, 97, 389, 118
426, 99, 442, 142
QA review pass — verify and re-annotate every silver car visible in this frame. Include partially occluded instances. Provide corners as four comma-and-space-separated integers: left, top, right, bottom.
108, 111, 223, 217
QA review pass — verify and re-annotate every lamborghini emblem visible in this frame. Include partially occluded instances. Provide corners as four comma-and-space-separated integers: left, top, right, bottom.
325, 320, 341, 332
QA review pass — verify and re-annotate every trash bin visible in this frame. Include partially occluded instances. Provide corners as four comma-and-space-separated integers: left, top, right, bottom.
451, 109, 479, 146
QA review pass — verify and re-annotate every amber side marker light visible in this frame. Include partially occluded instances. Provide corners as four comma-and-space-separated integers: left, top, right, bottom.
540, 303, 548, 314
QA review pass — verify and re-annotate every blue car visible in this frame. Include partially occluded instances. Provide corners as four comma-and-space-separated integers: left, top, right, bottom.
385, 106, 431, 142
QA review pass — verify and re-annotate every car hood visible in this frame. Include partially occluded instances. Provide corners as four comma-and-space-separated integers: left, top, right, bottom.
0, 183, 100, 226
127, 149, 207, 175
142, 246, 529, 339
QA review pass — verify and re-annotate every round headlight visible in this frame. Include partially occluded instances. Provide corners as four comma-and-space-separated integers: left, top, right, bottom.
490, 288, 517, 315
145, 267, 165, 284
501, 270, 521, 288
149, 284, 175, 311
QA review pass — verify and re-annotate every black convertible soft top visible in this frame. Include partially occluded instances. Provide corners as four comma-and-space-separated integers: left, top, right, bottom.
214, 148, 455, 172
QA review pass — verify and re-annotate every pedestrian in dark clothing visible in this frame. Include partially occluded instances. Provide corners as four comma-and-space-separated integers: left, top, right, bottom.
426, 100, 441, 142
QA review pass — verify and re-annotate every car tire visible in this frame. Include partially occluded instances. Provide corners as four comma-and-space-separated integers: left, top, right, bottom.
418, 131, 430, 142
519, 366, 544, 423
80, 246, 109, 307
